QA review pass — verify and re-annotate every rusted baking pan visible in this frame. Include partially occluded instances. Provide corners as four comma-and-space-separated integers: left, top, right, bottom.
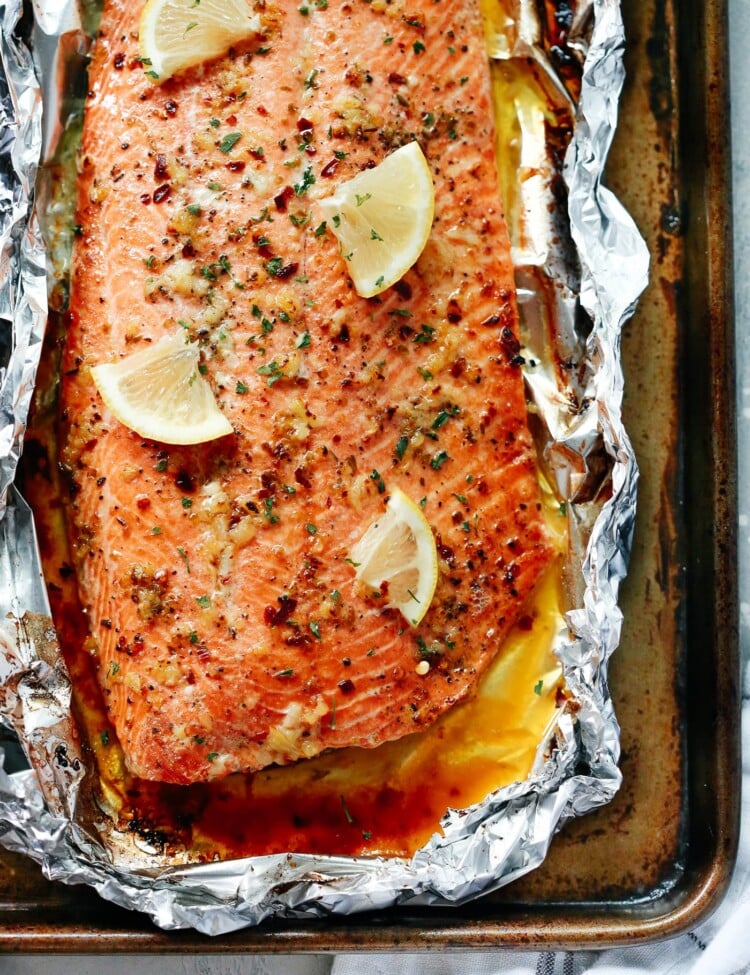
0, 0, 738, 950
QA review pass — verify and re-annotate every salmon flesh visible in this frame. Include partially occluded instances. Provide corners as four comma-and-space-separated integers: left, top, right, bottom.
60, 0, 554, 784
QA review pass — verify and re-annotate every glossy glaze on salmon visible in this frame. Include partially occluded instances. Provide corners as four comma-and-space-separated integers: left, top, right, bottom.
60, 0, 553, 785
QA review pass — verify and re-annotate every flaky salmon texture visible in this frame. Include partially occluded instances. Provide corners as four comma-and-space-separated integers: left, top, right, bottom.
60, 0, 554, 785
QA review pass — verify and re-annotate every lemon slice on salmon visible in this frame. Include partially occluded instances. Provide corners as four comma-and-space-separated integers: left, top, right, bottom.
318, 142, 435, 298
91, 331, 233, 445
139, 0, 263, 83
349, 486, 439, 627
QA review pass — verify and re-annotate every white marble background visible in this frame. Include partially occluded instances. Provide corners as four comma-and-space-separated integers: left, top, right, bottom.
5, 0, 750, 969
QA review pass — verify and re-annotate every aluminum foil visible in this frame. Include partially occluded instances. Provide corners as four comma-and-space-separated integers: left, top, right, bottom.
0, 0, 649, 934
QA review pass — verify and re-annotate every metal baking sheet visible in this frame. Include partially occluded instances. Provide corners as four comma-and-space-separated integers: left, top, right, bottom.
0, 0, 739, 950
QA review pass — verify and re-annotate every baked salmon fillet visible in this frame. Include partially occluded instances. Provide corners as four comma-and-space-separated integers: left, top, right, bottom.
59, 0, 553, 785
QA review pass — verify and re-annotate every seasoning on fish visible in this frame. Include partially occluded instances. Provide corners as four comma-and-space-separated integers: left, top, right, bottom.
59, 0, 554, 785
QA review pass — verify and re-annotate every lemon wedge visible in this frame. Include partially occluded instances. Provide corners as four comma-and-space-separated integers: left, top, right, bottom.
139, 0, 263, 83
91, 331, 233, 445
318, 142, 435, 298
349, 486, 439, 627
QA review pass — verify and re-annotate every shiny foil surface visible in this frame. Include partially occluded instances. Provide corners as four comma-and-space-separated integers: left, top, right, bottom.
0, 0, 649, 934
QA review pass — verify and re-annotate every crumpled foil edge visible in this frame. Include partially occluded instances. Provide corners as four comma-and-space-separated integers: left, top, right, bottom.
0, 0, 649, 934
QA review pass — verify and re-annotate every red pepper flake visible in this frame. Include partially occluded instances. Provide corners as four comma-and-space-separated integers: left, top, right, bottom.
449, 356, 466, 378
270, 260, 299, 279
165, 100, 178, 116
388, 72, 407, 85
139, 193, 152, 205
447, 298, 462, 323
256, 105, 269, 116
227, 160, 246, 172
320, 157, 339, 178
264, 596, 298, 627
337, 678, 355, 695
499, 326, 521, 357
226, 114, 238, 126
114, 52, 125, 69
182, 241, 196, 258
394, 279, 413, 300
285, 633, 313, 647
154, 154, 169, 181
153, 183, 171, 204
249, 147, 265, 160
294, 467, 312, 488
273, 185, 294, 211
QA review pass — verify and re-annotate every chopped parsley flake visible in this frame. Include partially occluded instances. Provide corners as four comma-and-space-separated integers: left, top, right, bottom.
430, 450, 449, 470
432, 405, 459, 429
263, 495, 280, 524
395, 436, 409, 460
219, 132, 242, 154
257, 360, 284, 386
414, 323, 436, 343
369, 469, 386, 494
177, 546, 190, 573
196, 594, 211, 608
294, 166, 316, 196
534, 679, 544, 695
